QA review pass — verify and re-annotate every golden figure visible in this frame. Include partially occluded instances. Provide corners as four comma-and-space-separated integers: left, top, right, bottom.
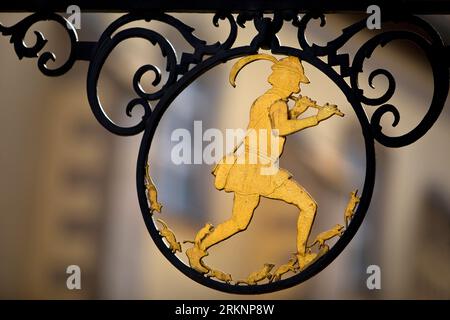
145, 164, 162, 213
344, 190, 360, 227
186, 54, 347, 275
235, 263, 275, 285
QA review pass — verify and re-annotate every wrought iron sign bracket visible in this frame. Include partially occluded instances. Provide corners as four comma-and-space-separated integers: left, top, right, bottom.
1, 0, 449, 294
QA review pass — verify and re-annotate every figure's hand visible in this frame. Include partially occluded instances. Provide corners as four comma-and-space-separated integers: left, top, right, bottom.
290, 96, 317, 118
316, 103, 344, 122
294, 96, 316, 108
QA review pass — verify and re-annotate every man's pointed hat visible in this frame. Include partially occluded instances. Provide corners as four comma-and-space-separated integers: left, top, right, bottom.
229, 54, 310, 87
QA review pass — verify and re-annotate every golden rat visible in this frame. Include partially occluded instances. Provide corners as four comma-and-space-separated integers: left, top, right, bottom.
157, 219, 182, 253
308, 224, 344, 249
206, 269, 232, 284
145, 164, 162, 213
235, 263, 275, 285
344, 190, 360, 227
270, 255, 298, 282
183, 223, 214, 247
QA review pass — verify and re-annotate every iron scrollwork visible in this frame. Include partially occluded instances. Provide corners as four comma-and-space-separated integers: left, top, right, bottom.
86, 12, 238, 136
0, 8, 448, 294
294, 12, 449, 148
0, 12, 78, 76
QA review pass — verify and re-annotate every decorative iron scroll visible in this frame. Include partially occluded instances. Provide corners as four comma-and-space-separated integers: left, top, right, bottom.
0, 12, 78, 76
0, 8, 449, 294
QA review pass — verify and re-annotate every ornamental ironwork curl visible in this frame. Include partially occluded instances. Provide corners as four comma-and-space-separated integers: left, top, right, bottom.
86, 12, 238, 136
0, 12, 78, 76
295, 12, 449, 148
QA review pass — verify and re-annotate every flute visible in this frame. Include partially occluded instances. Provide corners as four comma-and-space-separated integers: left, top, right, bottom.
289, 95, 345, 117
289, 95, 321, 109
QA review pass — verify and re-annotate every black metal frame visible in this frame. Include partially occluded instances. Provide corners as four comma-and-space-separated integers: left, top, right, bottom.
1, 2, 449, 294
2, 0, 450, 13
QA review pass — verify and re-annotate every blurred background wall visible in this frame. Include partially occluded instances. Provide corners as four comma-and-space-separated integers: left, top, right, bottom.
0, 13, 449, 299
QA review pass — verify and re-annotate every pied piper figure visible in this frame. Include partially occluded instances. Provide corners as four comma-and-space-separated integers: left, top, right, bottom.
186, 54, 344, 273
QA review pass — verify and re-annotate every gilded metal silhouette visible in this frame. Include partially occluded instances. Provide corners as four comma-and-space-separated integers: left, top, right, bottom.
345, 190, 360, 227
183, 223, 214, 247
145, 164, 162, 213
157, 218, 182, 253
186, 54, 353, 275
270, 254, 299, 282
206, 269, 233, 284
235, 263, 275, 285
307, 224, 345, 250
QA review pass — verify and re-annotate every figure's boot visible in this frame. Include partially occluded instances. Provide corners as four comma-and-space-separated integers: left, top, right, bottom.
186, 246, 209, 274
297, 251, 318, 271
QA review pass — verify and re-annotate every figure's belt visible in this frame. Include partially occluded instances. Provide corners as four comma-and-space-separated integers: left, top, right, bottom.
242, 147, 280, 164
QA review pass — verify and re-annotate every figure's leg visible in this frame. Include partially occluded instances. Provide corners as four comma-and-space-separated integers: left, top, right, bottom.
265, 179, 318, 269
200, 193, 260, 251
186, 193, 259, 273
